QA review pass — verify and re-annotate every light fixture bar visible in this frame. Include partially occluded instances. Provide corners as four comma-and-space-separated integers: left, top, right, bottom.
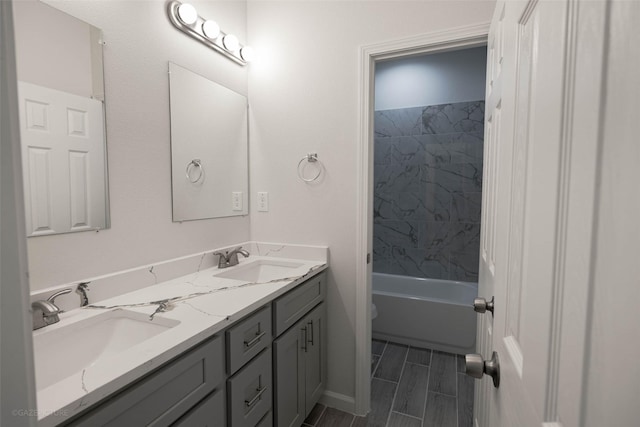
167, 1, 250, 66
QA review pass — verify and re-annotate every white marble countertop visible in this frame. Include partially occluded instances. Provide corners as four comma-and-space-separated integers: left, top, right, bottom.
35, 251, 327, 426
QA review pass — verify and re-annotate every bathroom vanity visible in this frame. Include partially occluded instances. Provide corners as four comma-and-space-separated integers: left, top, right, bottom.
32, 243, 327, 427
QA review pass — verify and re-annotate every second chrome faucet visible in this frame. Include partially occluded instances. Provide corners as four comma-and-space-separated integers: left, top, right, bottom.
214, 246, 250, 268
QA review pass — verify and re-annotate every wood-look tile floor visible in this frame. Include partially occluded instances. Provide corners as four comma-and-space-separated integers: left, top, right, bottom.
303, 339, 474, 427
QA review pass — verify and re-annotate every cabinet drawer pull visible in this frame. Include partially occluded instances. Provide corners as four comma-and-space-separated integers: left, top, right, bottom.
245, 386, 267, 407
307, 320, 314, 345
244, 330, 266, 348
302, 326, 308, 352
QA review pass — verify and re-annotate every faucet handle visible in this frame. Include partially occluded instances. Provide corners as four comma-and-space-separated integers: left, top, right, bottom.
47, 288, 72, 311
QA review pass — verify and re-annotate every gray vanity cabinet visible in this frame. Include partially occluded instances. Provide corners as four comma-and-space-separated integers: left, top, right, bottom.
62, 270, 326, 427
67, 335, 225, 427
273, 272, 326, 427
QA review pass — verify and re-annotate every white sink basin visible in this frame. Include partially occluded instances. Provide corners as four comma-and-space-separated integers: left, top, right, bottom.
33, 309, 179, 390
214, 260, 304, 283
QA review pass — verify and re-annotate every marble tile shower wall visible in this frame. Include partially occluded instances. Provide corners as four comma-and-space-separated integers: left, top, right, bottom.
373, 101, 485, 282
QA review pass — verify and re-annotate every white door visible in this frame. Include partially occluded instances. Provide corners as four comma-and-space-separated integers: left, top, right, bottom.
474, 0, 597, 425
18, 81, 106, 236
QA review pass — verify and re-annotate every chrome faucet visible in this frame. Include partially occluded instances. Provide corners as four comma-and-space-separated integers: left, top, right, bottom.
31, 288, 71, 330
214, 246, 250, 268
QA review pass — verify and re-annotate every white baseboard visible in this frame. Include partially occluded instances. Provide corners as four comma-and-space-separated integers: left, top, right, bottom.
319, 390, 356, 414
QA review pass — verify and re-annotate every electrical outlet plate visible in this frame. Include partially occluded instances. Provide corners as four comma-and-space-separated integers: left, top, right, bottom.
257, 192, 269, 212
232, 192, 242, 211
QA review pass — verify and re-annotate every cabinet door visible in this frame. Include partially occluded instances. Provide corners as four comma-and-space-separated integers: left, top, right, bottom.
273, 322, 305, 427
171, 388, 225, 427
303, 303, 325, 417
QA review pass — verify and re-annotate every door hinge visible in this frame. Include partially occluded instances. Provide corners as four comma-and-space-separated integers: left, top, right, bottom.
366, 253, 371, 264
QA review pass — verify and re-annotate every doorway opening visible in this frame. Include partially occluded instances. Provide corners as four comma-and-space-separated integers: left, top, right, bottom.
354, 24, 489, 421
371, 46, 486, 426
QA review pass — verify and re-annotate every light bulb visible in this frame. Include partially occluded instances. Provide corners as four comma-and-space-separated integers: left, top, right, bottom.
240, 46, 255, 62
177, 3, 198, 25
222, 34, 239, 51
202, 20, 220, 39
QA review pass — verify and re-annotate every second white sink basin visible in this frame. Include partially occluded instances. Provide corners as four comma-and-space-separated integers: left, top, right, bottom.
214, 259, 304, 283
33, 309, 179, 390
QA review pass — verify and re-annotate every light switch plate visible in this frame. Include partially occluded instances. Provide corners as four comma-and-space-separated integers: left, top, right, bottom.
232, 192, 242, 211
257, 192, 269, 212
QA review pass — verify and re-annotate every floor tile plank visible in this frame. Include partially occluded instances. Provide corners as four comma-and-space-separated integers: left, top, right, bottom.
392, 363, 429, 419
407, 346, 432, 366
369, 378, 397, 427
428, 350, 457, 396
388, 412, 423, 427
457, 372, 475, 427
374, 342, 408, 382
316, 407, 354, 427
424, 392, 457, 427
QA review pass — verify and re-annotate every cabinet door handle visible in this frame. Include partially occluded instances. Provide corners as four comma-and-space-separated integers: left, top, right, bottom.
307, 320, 314, 345
245, 386, 267, 407
244, 330, 266, 348
301, 326, 308, 352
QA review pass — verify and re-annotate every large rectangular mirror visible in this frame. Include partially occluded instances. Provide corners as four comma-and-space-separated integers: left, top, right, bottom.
169, 62, 249, 221
13, 1, 109, 237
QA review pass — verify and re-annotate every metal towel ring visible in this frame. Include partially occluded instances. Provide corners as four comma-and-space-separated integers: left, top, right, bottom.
297, 153, 322, 183
186, 159, 204, 183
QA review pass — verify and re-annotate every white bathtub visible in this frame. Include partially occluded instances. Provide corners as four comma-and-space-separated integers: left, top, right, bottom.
372, 272, 478, 354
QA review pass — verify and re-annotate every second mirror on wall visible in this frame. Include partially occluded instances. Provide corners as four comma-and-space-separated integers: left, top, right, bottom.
13, 1, 110, 237
168, 63, 249, 221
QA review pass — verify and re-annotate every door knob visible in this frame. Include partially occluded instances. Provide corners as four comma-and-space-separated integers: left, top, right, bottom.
465, 351, 500, 388
473, 296, 494, 315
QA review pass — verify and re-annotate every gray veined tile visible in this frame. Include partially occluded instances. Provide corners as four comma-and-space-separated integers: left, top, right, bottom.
451, 192, 482, 224
423, 392, 457, 427
423, 183, 452, 222
374, 220, 422, 249
389, 135, 427, 166
374, 342, 408, 382
374, 163, 423, 194
389, 246, 429, 278
450, 222, 481, 253
407, 346, 432, 366
422, 101, 485, 135
449, 251, 480, 282
374, 137, 393, 165
392, 362, 430, 419
370, 378, 397, 427
387, 412, 423, 427
315, 407, 354, 427
458, 372, 475, 427
375, 107, 423, 137
428, 350, 457, 396
457, 354, 465, 373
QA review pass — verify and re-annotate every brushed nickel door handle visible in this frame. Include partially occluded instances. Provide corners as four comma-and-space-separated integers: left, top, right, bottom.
465, 351, 500, 388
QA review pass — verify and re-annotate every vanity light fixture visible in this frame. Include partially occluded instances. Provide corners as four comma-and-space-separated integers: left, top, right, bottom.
167, 0, 252, 65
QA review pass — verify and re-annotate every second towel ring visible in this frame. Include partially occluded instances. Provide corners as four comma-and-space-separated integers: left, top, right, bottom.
186, 159, 204, 183
297, 153, 323, 182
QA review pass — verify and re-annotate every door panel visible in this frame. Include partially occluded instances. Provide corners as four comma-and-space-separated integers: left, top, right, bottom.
476, 0, 570, 425
18, 81, 105, 236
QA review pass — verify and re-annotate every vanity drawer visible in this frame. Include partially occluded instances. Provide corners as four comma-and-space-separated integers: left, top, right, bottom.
227, 349, 272, 427
273, 272, 325, 336
172, 388, 225, 427
227, 306, 272, 375
69, 335, 224, 427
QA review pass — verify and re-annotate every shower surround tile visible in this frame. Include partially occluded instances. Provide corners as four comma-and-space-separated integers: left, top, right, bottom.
373, 100, 484, 282
375, 107, 423, 137
422, 101, 485, 134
